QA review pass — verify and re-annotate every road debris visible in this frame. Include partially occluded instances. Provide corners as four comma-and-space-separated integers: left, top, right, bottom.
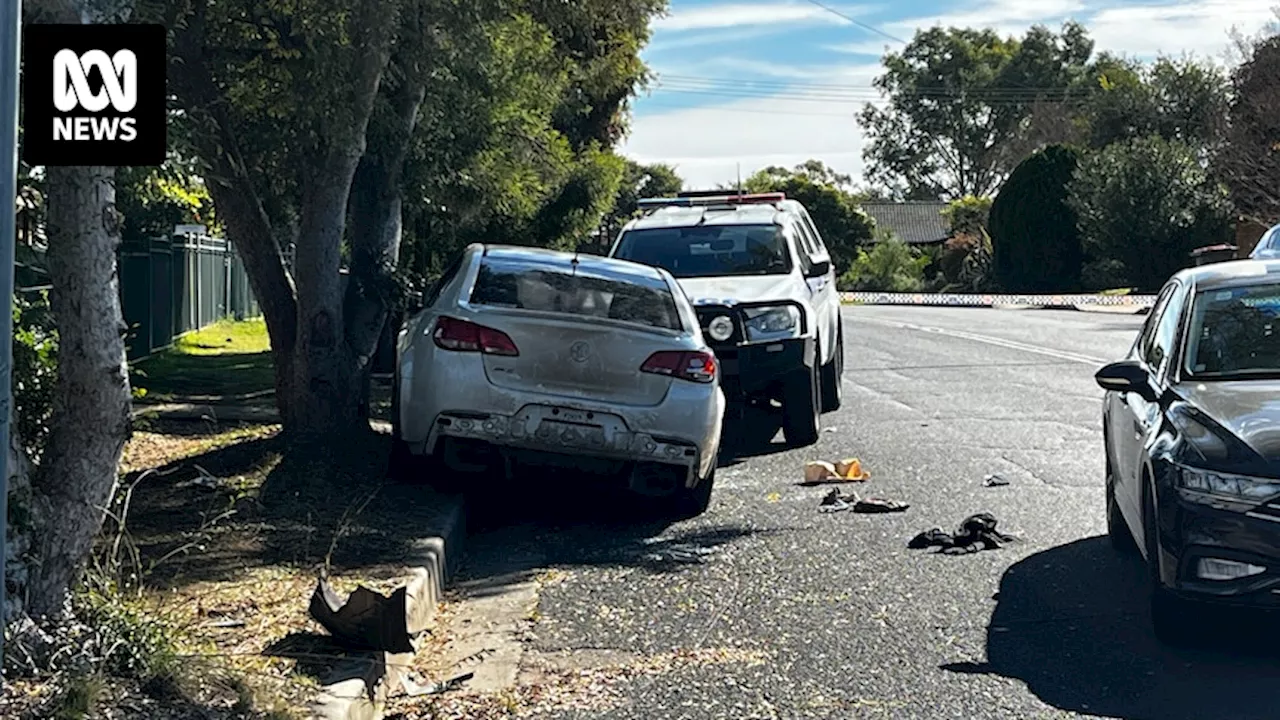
908, 513, 1018, 554
309, 571, 434, 654
801, 458, 871, 486
818, 489, 910, 514
983, 474, 1011, 487
853, 497, 910, 514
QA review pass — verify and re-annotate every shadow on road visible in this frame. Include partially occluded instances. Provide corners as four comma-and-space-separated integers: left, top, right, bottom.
944, 537, 1280, 719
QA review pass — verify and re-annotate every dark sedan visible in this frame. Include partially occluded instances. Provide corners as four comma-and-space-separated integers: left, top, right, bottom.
1097, 259, 1280, 644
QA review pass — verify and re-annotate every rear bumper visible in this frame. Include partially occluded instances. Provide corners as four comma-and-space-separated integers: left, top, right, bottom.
715, 336, 816, 401
398, 351, 724, 484
428, 409, 705, 486
1159, 490, 1280, 609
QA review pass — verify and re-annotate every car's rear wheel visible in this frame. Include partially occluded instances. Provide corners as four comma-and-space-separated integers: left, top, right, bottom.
820, 324, 844, 413
782, 362, 821, 447
669, 468, 715, 520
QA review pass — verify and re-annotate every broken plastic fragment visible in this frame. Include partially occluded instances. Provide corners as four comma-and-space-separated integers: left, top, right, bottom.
836, 458, 871, 481
983, 474, 1010, 487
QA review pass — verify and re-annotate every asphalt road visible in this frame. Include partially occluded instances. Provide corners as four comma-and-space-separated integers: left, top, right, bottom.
455, 306, 1280, 720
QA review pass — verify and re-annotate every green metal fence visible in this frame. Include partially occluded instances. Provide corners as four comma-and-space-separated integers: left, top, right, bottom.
119, 233, 259, 360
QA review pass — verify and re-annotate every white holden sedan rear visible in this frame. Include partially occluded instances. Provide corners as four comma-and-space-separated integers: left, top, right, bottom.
392, 244, 725, 516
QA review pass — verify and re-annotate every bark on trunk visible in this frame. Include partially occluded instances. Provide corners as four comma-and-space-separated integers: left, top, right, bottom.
26, 166, 133, 618
345, 61, 428, 416
286, 0, 397, 436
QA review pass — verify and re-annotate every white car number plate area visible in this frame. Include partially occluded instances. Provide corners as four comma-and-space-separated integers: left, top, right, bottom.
515, 405, 629, 450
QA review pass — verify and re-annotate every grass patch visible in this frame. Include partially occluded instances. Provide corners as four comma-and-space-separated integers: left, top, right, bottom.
132, 318, 274, 402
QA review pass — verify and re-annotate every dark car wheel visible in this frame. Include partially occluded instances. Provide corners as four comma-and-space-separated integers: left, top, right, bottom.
820, 324, 844, 413
669, 468, 715, 520
782, 363, 821, 447
1105, 445, 1136, 554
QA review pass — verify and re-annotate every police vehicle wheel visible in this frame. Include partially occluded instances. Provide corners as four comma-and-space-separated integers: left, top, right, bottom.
782, 363, 821, 447
669, 468, 715, 520
820, 324, 844, 413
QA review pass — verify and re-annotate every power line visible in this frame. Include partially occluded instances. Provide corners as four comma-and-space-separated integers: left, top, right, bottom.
801, 0, 908, 45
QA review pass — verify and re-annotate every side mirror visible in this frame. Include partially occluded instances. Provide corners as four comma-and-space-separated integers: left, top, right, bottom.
807, 259, 831, 278
1095, 360, 1159, 402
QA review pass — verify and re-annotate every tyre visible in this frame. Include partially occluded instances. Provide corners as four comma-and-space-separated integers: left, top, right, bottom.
782, 362, 821, 447
1105, 444, 1136, 553
669, 468, 715, 520
820, 324, 844, 413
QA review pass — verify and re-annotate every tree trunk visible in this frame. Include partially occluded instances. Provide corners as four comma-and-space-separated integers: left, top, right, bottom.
26, 166, 132, 618
345, 61, 428, 416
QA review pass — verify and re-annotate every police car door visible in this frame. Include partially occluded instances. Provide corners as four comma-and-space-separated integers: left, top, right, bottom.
792, 216, 837, 364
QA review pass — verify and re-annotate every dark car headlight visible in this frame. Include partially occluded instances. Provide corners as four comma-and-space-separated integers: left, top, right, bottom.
742, 305, 802, 341
1176, 465, 1280, 501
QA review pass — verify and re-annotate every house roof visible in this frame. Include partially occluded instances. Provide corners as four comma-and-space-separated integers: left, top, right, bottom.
860, 202, 950, 245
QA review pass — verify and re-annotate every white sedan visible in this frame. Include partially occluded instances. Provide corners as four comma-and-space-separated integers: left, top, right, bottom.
391, 244, 725, 517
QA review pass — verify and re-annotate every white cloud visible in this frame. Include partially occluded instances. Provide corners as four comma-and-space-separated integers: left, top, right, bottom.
630, 0, 1280, 188
621, 87, 868, 189
825, 39, 900, 57
883, 0, 1085, 35
653, 2, 859, 32
1087, 0, 1274, 59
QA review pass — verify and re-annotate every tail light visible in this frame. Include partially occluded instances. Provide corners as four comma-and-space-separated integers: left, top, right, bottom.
640, 350, 717, 383
433, 316, 519, 356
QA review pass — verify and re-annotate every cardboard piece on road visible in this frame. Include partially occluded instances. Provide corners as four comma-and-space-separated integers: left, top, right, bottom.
801, 459, 871, 486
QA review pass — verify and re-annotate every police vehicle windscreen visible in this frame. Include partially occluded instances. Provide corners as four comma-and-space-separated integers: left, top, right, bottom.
613, 224, 792, 278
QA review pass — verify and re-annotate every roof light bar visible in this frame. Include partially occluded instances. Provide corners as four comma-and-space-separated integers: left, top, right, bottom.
637, 192, 786, 210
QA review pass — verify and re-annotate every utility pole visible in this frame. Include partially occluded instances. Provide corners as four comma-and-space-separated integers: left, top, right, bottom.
0, 0, 21, 682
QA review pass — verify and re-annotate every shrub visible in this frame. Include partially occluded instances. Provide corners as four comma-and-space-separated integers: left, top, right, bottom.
13, 291, 58, 462
989, 144, 1084, 292
838, 232, 930, 292
1067, 135, 1232, 291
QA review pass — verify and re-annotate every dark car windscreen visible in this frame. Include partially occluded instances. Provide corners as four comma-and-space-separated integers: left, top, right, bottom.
613, 224, 792, 278
1185, 282, 1280, 378
468, 257, 682, 331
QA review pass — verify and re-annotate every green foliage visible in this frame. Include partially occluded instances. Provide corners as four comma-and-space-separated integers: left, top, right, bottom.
1220, 33, 1280, 225
989, 144, 1084, 291
942, 195, 992, 235
116, 166, 214, 244
743, 161, 875, 274
861, 22, 1094, 199
1067, 136, 1232, 291
1083, 55, 1229, 151
13, 292, 58, 462
73, 579, 179, 684
838, 232, 930, 292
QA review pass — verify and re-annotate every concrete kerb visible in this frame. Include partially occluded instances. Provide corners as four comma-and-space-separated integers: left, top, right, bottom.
130, 400, 468, 719
307, 493, 468, 720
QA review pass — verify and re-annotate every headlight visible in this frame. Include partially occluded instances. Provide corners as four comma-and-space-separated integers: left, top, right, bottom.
707, 315, 734, 342
742, 305, 802, 341
1178, 466, 1280, 501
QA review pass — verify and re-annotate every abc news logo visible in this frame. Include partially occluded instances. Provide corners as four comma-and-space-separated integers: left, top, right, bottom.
24, 24, 166, 166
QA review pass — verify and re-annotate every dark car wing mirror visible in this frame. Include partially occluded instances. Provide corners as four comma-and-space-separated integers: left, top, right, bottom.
807, 259, 831, 278
1095, 360, 1159, 402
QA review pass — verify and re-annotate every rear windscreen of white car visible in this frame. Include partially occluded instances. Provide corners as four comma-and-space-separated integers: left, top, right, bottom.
469, 256, 683, 331
613, 224, 791, 278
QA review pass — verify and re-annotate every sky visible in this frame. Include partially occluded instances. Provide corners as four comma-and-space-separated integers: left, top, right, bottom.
619, 0, 1279, 189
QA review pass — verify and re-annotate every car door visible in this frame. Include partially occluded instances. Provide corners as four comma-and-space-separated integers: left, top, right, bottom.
793, 214, 838, 363
1113, 280, 1186, 540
